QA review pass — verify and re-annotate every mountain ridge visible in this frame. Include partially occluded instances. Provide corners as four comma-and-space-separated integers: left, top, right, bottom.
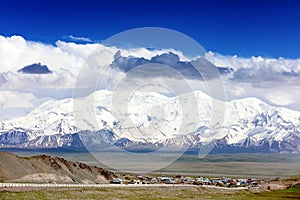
0, 90, 300, 153
0, 152, 116, 183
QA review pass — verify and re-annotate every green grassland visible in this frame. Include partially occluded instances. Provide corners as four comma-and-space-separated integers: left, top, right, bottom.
1, 184, 299, 200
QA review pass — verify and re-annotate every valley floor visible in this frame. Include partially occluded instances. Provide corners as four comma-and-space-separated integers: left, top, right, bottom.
1, 183, 300, 200
5, 151, 300, 178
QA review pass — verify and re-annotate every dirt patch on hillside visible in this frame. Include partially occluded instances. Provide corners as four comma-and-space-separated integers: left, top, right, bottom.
0, 152, 116, 183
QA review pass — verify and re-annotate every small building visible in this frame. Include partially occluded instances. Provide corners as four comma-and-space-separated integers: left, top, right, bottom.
110, 178, 123, 184
164, 178, 177, 184
150, 178, 158, 184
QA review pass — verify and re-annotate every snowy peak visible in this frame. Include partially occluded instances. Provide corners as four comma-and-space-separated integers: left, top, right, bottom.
0, 90, 300, 153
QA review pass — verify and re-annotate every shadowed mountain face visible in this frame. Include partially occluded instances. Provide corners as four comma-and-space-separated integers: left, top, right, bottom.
0, 152, 116, 183
18, 63, 52, 74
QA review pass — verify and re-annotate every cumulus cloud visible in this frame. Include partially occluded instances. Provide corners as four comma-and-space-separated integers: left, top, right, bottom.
0, 35, 196, 102
1, 34, 300, 120
265, 91, 295, 106
111, 52, 231, 80
55, 40, 104, 60
0, 90, 54, 120
0, 35, 85, 73
205, 51, 300, 84
0, 90, 36, 108
204, 51, 300, 107
0, 70, 75, 90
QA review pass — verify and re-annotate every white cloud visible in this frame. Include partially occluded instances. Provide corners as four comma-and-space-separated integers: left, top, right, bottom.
67, 35, 93, 43
121, 47, 190, 61
0, 90, 36, 108
0, 90, 54, 120
224, 84, 247, 97
55, 40, 107, 61
265, 91, 295, 106
0, 35, 84, 73
205, 51, 300, 82
0, 35, 186, 73
0, 70, 75, 90
204, 51, 300, 108
1, 34, 300, 119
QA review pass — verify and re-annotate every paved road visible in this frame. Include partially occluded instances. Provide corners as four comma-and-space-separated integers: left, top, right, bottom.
0, 183, 248, 190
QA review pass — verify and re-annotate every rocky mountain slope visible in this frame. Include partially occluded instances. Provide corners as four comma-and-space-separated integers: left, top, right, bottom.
0, 152, 116, 183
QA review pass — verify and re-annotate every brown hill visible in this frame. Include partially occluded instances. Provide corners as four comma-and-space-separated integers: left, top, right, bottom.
0, 152, 116, 184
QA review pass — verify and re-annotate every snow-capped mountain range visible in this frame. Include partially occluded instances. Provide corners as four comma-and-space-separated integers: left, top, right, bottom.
1, 90, 300, 153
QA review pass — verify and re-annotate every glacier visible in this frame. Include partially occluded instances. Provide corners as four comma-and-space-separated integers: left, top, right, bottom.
0, 90, 299, 153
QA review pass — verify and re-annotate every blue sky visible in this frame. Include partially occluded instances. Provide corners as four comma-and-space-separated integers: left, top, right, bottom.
1, 0, 300, 119
0, 0, 299, 58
